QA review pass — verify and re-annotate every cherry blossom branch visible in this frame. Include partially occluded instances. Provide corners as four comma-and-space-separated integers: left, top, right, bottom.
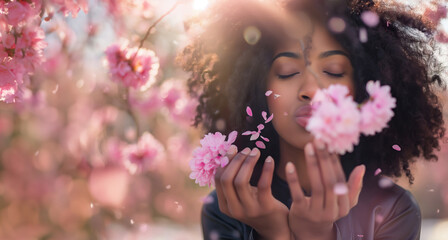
133, 1, 182, 59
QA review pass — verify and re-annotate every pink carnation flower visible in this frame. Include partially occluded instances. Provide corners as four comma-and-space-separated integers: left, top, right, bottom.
105, 43, 159, 91
306, 84, 361, 154
360, 81, 396, 136
122, 132, 165, 174
189, 131, 238, 187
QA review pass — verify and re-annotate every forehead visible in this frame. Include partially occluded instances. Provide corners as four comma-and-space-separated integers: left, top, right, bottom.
274, 12, 345, 54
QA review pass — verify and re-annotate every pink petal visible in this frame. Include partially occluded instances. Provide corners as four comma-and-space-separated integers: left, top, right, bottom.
265, 113, 274, 123
262, 111, 267, 121
333, 183, 348, 195
260, 135, 270, 142
361, 11, 379, 27
242, 131, 255, 135
274, 94, 280, 99
283, 112, 288, 116
257, 124, 265, 131
265, 90, 273, 96
246, 106, 253, 117
227, 131, 238, 144
255, 141, 266, 149
374, 168, 382, 176
250, 132, 260, 141
392, 144, 401, 151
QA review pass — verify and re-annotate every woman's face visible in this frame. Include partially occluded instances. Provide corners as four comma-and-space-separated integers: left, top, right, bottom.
267, 15, 355, 150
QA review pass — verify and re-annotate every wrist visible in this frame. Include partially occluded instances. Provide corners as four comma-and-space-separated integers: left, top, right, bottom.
292, 223, 335, 240
253, 227, 292, 240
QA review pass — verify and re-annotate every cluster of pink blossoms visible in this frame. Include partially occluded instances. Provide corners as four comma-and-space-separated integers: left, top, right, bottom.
0, 0, 88, 103
105, 42, 159, 91
306, 80, 396, 154
122, 132, 165, 175
189, 131, 238, 187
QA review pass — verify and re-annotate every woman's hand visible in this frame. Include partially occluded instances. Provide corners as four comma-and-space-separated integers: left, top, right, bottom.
285, 139, 366, 240
214, 146, 292, 240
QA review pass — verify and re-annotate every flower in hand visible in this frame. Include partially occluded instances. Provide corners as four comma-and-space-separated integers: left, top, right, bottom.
189, 131, 238, 187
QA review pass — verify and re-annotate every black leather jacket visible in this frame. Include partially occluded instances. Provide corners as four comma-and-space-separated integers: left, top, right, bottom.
201, 173, 421, 240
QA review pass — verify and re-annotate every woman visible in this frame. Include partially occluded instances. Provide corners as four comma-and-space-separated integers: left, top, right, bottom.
179, 0, 446, 239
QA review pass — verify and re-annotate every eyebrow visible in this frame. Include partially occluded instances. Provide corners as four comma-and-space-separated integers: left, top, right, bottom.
319, 50, 350, 59
272, 52, 301, 62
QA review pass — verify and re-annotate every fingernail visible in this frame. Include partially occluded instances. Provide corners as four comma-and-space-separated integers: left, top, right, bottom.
266, 156, 273, 163
315, 139, 325, 150
241, 148, 251, 155
305, 143, 315, 156
227, 145, 237, 155
286, 162, 295, 174
249, 148, 259, 156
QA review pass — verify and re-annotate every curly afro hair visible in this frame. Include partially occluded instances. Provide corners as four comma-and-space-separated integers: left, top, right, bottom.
177, 0, 446, 185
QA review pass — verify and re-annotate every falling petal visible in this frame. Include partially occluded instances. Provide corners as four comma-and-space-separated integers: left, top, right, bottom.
227, 131, 238, 144
428, 189, 435, 192
265, 90, 273, 96
260, 135, 270, 142
328, 17, 346, 33
257, 124, 265, 131
255, 141, 266, 149
375, 214, 384, 223
246, 106, 253, 117
130, 219, 134, 224
283, 112, 288, 116
52, 84, 59, 94
359, 28, 368, 43
274, 94, 280, 99
250, 132, 260, 141
201, 195, 214, 204
265, 113, 274, 123
90, 203, 94, 208
361, 11, 380, 27
392, 144, 401, 151
374, 168, 382, 176
333, 183, 348, 195
378, 176, 394, 188
262, 111, 267, 121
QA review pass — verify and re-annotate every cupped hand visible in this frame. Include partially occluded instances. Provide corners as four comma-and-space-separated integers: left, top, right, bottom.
214, 146, 292, 240
285, 138, 366, 240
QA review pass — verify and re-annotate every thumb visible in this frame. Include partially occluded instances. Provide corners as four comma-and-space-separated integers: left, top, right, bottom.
348, 164, 365, 207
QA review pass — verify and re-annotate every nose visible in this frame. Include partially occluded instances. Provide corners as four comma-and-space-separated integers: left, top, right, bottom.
297, 68, 321, 102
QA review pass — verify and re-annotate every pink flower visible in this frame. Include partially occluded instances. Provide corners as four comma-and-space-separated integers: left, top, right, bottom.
122, 132, 165, 174
189, 131, 238, 187
15, 26, 47, 71
105, 43, 159, 90
0, 60, 26, 103
360, 81, 396, 136
306, 84, 361, 154
4, 1, 39, 26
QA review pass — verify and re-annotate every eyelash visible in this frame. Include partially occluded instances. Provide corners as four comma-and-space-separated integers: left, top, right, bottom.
324, 71, 344, 78
278, 72, 300, 79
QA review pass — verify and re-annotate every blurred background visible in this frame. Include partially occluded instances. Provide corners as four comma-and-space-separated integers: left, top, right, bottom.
0, 0, 447, 239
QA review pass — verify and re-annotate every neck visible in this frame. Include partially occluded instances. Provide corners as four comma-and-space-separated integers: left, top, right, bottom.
275, 138, 311, 194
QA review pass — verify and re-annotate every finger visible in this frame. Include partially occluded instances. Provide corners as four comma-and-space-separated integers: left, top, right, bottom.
214, 145, 238, 214
314, 139, 337, 214
305, 142, 324, 212
347, 164, 366, 207
220, 147, 252, 215
285, 162, 306, 207
257, 156, 275, 205
330, 153, 350, 218
234, 148, 261, 208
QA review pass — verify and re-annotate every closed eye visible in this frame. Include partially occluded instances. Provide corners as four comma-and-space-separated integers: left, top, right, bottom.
278, 72, 300, 79
324, 71, 344, 78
